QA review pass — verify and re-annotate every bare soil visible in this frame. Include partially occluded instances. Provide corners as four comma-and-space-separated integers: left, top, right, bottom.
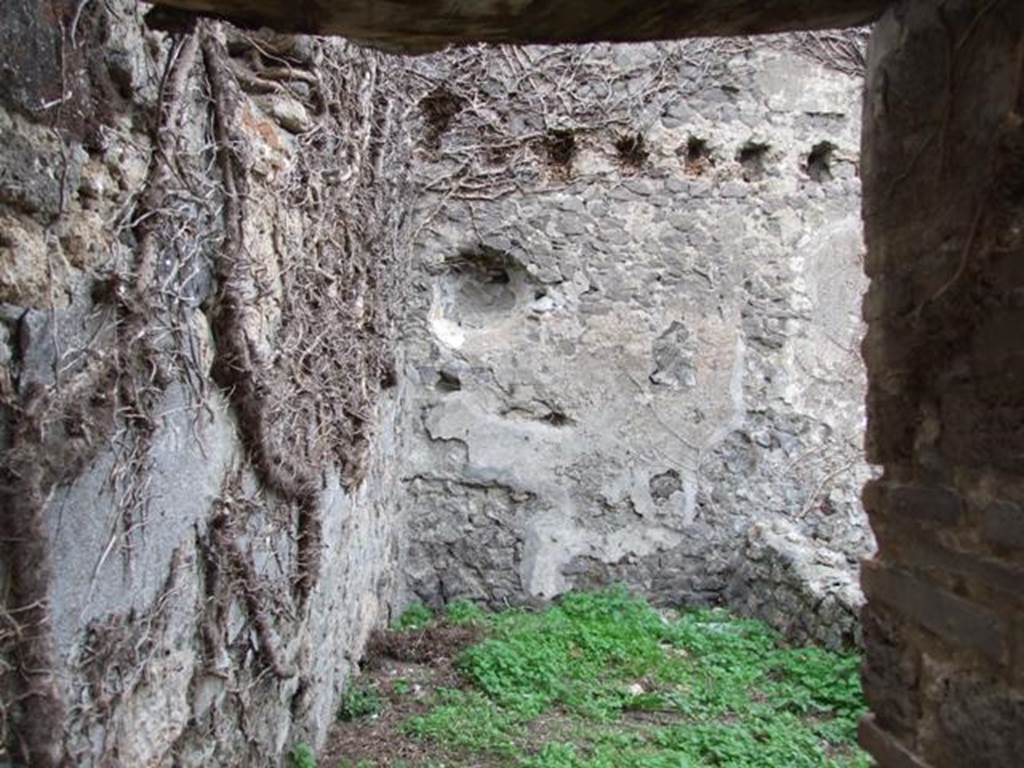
321, 624, 493, 767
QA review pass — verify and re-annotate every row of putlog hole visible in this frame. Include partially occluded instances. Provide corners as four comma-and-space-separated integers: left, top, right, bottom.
420, 87, 840, 182
544, 129, 838, 182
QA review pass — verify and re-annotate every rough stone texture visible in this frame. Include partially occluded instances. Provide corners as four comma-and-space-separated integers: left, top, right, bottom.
145, 0, 888, 50
725, 520, 863, 650
0, 24, 878, 762
0, 2, 415, 764
396, 40, 875, 644
7, 0, 1023, 765
859, 0, 1024, 766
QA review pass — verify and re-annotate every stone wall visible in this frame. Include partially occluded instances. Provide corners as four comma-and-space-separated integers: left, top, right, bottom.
5, 0, 1021, 765
0, 2, 415, 764
1, 7, 883, 764
858, 2, 1024, 766
396, 39, 875, 648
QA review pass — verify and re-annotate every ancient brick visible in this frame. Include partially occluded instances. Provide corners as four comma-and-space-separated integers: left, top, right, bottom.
889, 530, 1024, 604
935, 677, 1024, 768
971, 310, 1024, 370
1014, 621, 1024, 684
859, 714, 933, 768
862, 562, 1007, 662
861, 604, 921, 738
866, 391, 918, 465
981, 501, 1024, 553
862, 480, 962, 528
860, 0, 1024, 763
940, 391, 1024, 475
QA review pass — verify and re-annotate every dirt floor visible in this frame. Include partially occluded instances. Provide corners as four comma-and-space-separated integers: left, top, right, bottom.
322, 624, 490, 767
320, 594, 870, 768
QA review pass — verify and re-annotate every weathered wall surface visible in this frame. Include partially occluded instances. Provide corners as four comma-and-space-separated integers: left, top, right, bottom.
0, 6, 879, 763
858, 1, 1024, 766
5, 1, 1022, 765
0, 2, 415, 764
397, 39, 874, 649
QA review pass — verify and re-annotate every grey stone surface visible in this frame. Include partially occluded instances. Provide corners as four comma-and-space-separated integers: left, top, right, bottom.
0, 115, 81, 221
45, 384, 238, 654
396, 42, 875, 645
0, 4, 414, 764
725, 519, 863, 650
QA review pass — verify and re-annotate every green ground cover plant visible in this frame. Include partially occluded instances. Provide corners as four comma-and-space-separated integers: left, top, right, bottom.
289, 742, 318, 768
328, 589, 871, 767
338, 684, 385, 721
396, 603, 436, 630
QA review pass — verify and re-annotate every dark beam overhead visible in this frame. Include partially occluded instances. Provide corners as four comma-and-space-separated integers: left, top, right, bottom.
145, 0, 889, 51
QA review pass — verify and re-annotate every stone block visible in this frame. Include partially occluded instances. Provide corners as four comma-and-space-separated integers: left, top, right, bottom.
725, 521, 863, 650
0, 129, 81, 221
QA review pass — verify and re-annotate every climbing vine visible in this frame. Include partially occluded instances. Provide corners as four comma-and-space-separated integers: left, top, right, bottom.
1, 11, 416, 762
